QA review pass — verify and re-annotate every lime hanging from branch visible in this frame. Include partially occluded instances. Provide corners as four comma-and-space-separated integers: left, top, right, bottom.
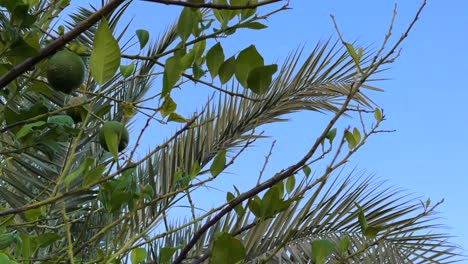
46, 50, 86, 94
98, 121, 129, 153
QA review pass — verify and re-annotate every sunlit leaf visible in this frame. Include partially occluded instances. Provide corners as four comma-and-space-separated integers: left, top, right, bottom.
90, 18, 121, 84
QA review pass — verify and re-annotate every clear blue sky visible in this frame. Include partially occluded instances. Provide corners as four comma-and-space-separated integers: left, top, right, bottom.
69, 0, 468, 256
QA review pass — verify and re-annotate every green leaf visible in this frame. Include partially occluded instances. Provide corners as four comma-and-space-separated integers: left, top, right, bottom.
167, 113, 188, 123
192, 62, 204, 80
210, 232, 245, 264
90, 18, 121, 84
326, 128, 337, 142
130, 248, 147, 264
162, 55, 183, 96
286, 175, 295, 194
34, 233, 61, 248
16, 121, 45, 139
218, 56, 236, 84
363, 225, 384, 239
311, 239, 335, 264
0, 253, 13, 263
181, 48, 195, 70
344, 129, 357, 149
248, 195, 262, 217
160, 247, 179, 264
64, 157, 94, 188
104, 130, 120, 162
210, 149, 226, 177
226, 191, 235, 202
247, 64, 277, 94
353, 127, 361, 145
83, 164, 105, 187
47, 115, 74, 127
24, 206, 43, 222
206, 42, 224, 79
135, 29, 149, 49
160, 96, 177, 118
189, 162, 201, 179
344, 42, 360, 66
355, 203, 368, 232
303, 165, 311, 177
338, 236, 350, 254
240, 0, 257, 20
374, 108, 382, 122
177, 7, 195, 42
235, 45, 264, 87
239, 22, 267, 30
0, 0, 20, 11
120, 63, 135, 78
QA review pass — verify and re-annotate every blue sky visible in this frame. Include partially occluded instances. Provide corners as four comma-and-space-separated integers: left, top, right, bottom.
68, 0, 468, 256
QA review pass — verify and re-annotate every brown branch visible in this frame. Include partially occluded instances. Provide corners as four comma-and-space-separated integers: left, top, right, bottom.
141, 0, 283, 10
0, 0, 126, 89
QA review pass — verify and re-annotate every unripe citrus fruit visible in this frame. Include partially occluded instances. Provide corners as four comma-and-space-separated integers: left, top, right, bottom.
98, 121, 129, 152
65, 96, 87, 123
47, 50, 85, 94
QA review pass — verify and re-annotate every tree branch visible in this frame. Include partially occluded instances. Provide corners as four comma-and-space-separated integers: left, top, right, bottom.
141, 0, 283, 10
0, 0, 126, 89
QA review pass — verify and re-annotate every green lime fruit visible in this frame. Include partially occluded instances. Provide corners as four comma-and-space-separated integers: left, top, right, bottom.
98, 121, 129, 152
65, 96, 87, 123
46, 50, 86, 94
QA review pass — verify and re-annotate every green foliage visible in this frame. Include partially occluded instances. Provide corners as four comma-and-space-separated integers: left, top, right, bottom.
0, 1, 459, 264
311, 239, 335, 264
210, 232, 246, 264
210, 149, 226, 177
90, 18, 121, 84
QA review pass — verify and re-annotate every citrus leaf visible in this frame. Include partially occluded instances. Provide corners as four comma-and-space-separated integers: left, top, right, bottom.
206, 42, 224, 78
130, 248, 147, 264
374, 108, 382, 122
83, 164, 105, 187
120, 63, 135, 78
90, 18, 121, 84
247, 64, 277, 94
16, 121, 45, 139
210, 149, 226, 177
210, 232, 246, 264
239, 21, 267, 30
338, 236, 350, 253
218, 56, 236, 84
363, 225, 384, 239
344, 129, 357, 149
160, 96, 177, 118
235, 45, 264, 87
104, 130, 120, 162
177, 7, 195, 42
303, 165, 311, 177
248, 195, 262, 217
160, 246, 179, 264
326, 128, 337, 142
311, 239, 335, 264
64, 157, 94, 188
162, 55, 183, 96
167, 113, 188, 123
135, 29, 149, 49
353, 127, 361, 144
286, 175, 295, 194
34, 233, 61, 248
